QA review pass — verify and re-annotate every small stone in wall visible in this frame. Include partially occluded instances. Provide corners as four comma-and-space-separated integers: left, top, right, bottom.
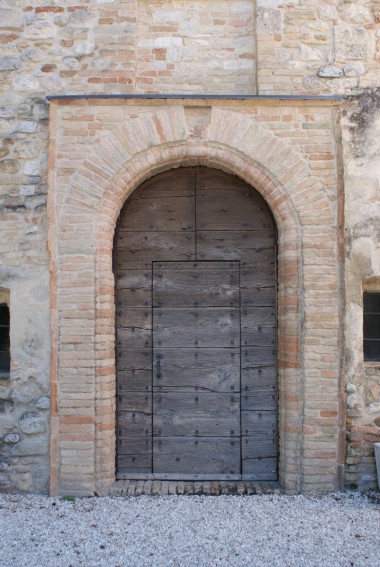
12, 74, 40, 91
23, 160, 40, 176
0, 461, 8, 471
24, 21, 56, 40
339, 5, 373, 25
300, 44, 322, 62
335, 26, 368, 60
0, 57, 21, 72
16, 120, 37, 133
74, 41, 95, 56
0, 144, 9, 158
35, 396, 50, 410
318, 65, 343, 78
0, 8, 24, 31
62, 56, 80, 70
319, 4, 338, 21
343, 62, 367, 77
257, 8, 282, 35
54, 15, 68, 28
19, 185, 36, 196
4, 433, 20, 444
68, 9, 96, 26
19, 411, 45, 434
17, 472, 33, 491
0, 159, 19, 174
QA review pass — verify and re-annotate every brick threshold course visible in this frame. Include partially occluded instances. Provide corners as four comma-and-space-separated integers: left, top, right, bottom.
110, 480, 285, 497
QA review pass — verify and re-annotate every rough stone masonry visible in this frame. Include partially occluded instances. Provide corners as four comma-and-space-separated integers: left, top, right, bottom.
0, 1, 379, 495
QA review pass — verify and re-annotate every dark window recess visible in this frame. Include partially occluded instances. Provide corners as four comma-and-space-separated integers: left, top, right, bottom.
0, 303, 10, 375
363, 293, 380, 362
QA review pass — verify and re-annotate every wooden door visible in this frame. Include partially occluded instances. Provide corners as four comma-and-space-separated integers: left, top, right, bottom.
152, 261, 240, 478
115, 167, 277, 480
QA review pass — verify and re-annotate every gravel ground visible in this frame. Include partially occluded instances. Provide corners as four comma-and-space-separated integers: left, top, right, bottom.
0, 492, 379, 567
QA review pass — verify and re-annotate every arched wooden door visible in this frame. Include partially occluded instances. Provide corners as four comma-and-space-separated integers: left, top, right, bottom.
114, 167, 277, 480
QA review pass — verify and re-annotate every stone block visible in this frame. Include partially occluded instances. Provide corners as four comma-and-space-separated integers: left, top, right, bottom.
0, 8, 24, 31
4, 433, 20, 444
12, 75, 40, 91
343, 62, 367, 77
257, 8, 282, 35
318, 65, 343, 78
19, 412, 46, 435
335, 26, 369, 60
0, 57, 21, 72
35, 396, 50, 410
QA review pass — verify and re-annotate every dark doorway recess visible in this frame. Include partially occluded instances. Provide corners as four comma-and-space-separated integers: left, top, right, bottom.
114, 167, 278, 481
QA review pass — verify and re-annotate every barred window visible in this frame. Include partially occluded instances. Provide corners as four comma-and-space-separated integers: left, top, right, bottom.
363, 293, 380, 362
0, 303, 10, 377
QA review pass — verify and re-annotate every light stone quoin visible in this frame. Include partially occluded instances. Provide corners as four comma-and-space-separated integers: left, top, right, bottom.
0, 0, 379, 495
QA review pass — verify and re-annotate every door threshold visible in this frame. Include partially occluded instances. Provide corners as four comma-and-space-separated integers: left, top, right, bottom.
117, 473, 242, 481
110, 479, 284, 497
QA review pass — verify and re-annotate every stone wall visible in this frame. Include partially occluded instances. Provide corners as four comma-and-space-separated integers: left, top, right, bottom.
342, 91, 380, 490
0, 0, 379, 493
256, 0, 380, 95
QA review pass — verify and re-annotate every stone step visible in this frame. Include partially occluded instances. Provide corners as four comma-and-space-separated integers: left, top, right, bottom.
109, 480, 285, 497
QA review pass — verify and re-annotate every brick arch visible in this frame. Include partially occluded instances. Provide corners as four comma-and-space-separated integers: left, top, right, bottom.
92, 143, 306, 495
50, 106, 340, 496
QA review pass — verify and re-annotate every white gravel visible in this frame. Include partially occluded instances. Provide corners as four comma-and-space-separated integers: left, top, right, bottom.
0, 492, 379, 567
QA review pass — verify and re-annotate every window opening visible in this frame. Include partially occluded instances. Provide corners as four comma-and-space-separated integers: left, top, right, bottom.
363, 292, 380, 362
0, 303, 10, 376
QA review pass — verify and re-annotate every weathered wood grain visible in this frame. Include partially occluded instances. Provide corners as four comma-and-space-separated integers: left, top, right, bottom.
117, 308, 151, 331
197, 231, 276, 266
153, 261, 240, 308
117, 348, 151, 370
197, 188, 274, 231
242, 346, 277, 368
117, 309, 152, 352
117, 392, 152, 413
241, 410, 278, 436
116, 269, 152, 291
152, 348, 240, 392
242, 457, 278, 480
116, 232, 195, 268
241, 390, 277, 411
241, 325, 276, 347
117, 411, 152, 437
196, 167, 246, 191
242, 432, 277, 459
153, 307, 240, 348
117, 436, 152, 456
116, 269, 152, 308
117, 369, 151, 392
240, 286, 276, 308
241, 306, 276, 326
117, 454, 151, 474
241, 366, 277, 390
153, 392, 240, 437
240, 265, 276, 289
153, 437, 241, 475
117, 325, 151, 349
118, 181, 195, 232
123, 168, 195, 203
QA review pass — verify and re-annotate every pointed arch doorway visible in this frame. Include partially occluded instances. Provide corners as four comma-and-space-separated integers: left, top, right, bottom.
114, 166, 278, 481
